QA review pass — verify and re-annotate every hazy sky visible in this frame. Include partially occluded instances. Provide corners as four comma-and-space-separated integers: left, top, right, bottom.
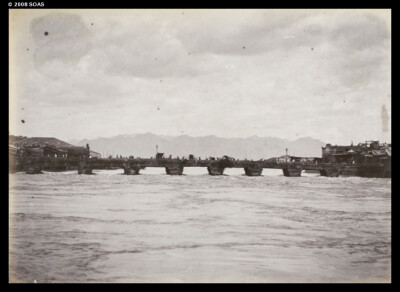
9, 9, 391, 144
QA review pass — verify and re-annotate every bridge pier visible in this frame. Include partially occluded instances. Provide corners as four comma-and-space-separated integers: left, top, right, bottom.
165, 165, 184, 175
282, 164, 302, 177
207, 165, 225, 175
25, 162, 42, 174
320, 165, 339, 177
124, 167, 141, 175
77, 162, 92, 174
244, 165, 263, 176
123, 162, 142, 175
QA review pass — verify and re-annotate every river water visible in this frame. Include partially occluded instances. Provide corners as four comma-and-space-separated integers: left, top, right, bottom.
9, 168, 391, 283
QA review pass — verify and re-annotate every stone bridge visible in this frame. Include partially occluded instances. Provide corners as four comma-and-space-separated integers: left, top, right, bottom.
10, 156, 391, 178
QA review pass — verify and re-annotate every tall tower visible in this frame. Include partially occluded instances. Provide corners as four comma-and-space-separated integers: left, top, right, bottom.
86, 144, 90, 158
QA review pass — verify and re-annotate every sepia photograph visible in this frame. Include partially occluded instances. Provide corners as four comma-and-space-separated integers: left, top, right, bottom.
9, 8, 391, 283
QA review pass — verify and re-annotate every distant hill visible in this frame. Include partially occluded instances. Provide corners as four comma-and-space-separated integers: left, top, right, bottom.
9, 135, 28, 144
71, 133, 326, 159
11, 137, 76, 149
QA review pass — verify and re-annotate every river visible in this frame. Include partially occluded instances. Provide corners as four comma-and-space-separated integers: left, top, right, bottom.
9, 168, 391, 283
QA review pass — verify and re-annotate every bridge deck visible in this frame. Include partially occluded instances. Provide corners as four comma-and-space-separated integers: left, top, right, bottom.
21, 157, 358, 170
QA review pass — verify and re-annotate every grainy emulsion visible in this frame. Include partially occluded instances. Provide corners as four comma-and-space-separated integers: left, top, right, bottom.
9, 168, 391, 283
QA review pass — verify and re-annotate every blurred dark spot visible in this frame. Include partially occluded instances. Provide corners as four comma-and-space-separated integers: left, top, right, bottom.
27, 48, 29, 51
155, 58, 157, 60
311, 47, 313, 50
243, 46, 245, 49
44, 31, 48, 36
22, 107, 24, 110
160, 80, 162, 82
188, 52, 191, 55
91, 23, 94, 26
21, 120, 25, 123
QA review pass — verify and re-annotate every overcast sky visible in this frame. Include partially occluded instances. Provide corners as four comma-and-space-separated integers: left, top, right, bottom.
9, 9, 391, 144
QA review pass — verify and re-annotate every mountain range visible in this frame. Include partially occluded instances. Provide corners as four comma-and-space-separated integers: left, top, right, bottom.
69, 133, 326, 159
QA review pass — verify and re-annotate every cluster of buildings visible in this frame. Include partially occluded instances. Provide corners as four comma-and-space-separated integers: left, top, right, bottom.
272, 140, 391, 167
321, 141, 391, 165
9, 135, 101, 160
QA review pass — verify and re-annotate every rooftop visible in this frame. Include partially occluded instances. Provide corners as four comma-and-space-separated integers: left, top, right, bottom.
13, 137, 75, 148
